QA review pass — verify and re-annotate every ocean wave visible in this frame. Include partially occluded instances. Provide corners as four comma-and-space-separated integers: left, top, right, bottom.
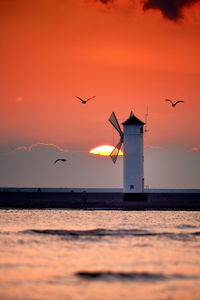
21, 229, 200, 241
23, 228, 151, 236
176, 224, 200, 229
75, 271, 199, 282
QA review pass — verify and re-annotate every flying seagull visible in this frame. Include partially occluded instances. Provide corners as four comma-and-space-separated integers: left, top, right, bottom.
165, 99, 184, 107
76, 96, 96, 104
54, 159, 67, 164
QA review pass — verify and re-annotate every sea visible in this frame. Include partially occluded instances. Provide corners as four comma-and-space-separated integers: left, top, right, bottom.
0, 209, 200, 300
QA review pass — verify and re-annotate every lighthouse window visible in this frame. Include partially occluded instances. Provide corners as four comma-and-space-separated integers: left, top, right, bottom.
130, 185, 134, 189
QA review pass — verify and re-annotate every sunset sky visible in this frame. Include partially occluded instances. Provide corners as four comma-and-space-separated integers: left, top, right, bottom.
0, 0, 200, 188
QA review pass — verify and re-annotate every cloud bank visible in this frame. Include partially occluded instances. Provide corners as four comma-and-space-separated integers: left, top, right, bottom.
90, 0, 200, 21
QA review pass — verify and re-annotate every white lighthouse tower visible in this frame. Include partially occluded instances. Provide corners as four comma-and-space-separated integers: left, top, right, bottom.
109, 111, 145, 200
122, 114, 144, 195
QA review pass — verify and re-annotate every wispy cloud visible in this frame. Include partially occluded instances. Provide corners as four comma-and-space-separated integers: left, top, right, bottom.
189, 147, 200, 152
5, 142, 69, 155
145, 145, 165, 150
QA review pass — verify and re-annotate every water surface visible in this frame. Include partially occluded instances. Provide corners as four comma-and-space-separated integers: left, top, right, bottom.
0, 210, 200, 299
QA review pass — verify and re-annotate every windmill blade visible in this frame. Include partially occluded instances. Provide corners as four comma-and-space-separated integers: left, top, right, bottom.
109, 112, 123, 138
110, 138, 123, 164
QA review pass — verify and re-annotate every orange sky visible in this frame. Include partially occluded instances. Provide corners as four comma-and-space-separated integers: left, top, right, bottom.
0, 0, 200, 188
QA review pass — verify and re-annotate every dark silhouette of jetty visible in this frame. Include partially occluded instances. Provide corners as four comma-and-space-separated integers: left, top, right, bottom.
0, 188, 200, 210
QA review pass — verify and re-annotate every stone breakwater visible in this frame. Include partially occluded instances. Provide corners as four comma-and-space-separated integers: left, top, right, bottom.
0, 191, 200, 209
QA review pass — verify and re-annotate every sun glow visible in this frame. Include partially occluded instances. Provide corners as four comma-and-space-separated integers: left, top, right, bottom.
89, 145, 123, 156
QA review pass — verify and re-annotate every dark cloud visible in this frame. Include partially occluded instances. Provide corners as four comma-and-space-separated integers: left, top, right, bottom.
99, 0, 112, 3
94, 0, 114, 3
143, 0, 200, 21
93, 0, 200, 21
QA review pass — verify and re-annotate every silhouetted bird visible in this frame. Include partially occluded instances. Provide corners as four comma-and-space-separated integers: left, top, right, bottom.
76, 96, 96, 104
54, 159, 67, 164
165, 99, 184, 107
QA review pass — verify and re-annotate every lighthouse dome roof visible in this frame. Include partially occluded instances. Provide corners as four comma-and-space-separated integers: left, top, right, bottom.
122, 113, 144, 126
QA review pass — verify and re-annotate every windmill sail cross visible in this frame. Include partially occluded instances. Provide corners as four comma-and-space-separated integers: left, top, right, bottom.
109, 112, 124, 163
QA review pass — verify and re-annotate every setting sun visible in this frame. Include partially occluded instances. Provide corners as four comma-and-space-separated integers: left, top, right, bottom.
89, 145, 123, 156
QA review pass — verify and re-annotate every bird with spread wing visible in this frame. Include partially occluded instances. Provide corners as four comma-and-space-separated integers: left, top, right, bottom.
165, 99, 185, 107
54, 159, 67, 164
76, 96, 96, 104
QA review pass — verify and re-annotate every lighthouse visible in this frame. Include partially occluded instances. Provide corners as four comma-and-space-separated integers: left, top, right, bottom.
122, 114, 145, 198
109, 111, 145, 201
